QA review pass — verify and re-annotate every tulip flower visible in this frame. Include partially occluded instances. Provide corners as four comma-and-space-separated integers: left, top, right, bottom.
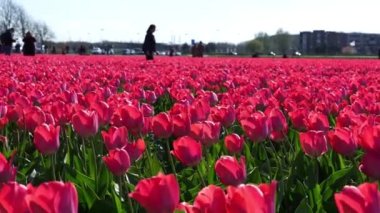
176, 202, 200, 213
215, 156, 246, 186
172, 113, 191, 137
327, 128, 357, 157
151, 112, 173, 138
359, 152, 380, 179
226, 181, 277, 213
224, 133, 244, 154
103, 148, 131, 176
240, 111, 269, 143
124, 138, 146, 162
267, 108, 287, 132
129, 173, 179, 213
190, 99, 211, 123
20, 106, 46, 132
0, 182, 28, 213
26, 181, 78, 213
359, 124, 380, 155
90, 101, 112, 126
119, 105, 144, 133
289, 108, 308, 131
101, 126, 128, 151
335, 182, 380, 213
33, 123, 60, 155
0, 152, 17, 183
307, 111, 330, 132
171, 136, 202, 167
72, 109, 99, 137
193, 185, 227, 213
299, 130, 328, 157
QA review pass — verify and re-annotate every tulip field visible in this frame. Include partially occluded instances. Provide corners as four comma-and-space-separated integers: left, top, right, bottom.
1, 55, 380, 212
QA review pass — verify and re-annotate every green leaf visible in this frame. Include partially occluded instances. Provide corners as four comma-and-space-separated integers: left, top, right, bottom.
97, 163, 111, 198
295, 198, 313, 213
320, 167, 354, 201
89, 197, 120, 213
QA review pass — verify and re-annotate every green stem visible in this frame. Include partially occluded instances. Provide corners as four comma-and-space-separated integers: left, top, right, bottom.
125, 175, 135, 213
81, 137, 87, 172
51, 154, 56, 180
91, 138, 98, 182
196, 166, 206, 187
351, 158, 365, 183
144, 139, 154, 176
165, 140, 177, 176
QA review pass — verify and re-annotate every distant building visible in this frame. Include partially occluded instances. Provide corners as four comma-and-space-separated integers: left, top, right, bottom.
299, 30, 380, 55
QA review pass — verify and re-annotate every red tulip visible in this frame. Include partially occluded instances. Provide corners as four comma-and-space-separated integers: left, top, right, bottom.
101, 126, 128, 151
103, 148, 131, 176
72, 109, 99, 137
327, 128, 357, 157
307, 111, 330, 132
190, 121, 221, 146
129, 173, 180, 213
26, 181, 78, 213
0, 182, 27, 213
50, 101, 72, 125
20, 106, 46, 132
0, 104, 7, 118
119, 105, 144, 133
335, 182, 380, 213
176, 202, 200, 213
141, 103, 154, 117
145, 90, 157, 104
172, 113, 191, 137
359, 152, 380, 179
215, 156, 246, 186
240, 111, 269, 142
151, 112, 173, 138
124, 138, 146, 162
211, 105, 236, 127
171, 136, 202, 167
190, 99, 211, 123
359, 124, 380, 155
224, 133, 244, 154
0, 152, 17, 183
90, 101, 112, 126
267, 108, 287, 132
299, 131, 328, 157
193, 185, 226, 213
226, 181, 277, 213
33, 123, 60, 155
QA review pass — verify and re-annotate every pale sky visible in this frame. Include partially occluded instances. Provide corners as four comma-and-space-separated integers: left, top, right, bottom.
14, 0, 380, 44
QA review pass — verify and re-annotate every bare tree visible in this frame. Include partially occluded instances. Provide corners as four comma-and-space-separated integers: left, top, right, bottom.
33, 21, 55, 43
15, 5, 33, 37
0, 0, 18, 32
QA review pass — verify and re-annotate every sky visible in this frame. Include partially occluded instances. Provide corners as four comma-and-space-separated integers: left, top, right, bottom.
14, 0, 380, 44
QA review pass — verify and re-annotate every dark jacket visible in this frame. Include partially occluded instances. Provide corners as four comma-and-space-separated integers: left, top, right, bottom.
142, 32, 156, 52
22, 35, 36, 56
0, 31, 15, 45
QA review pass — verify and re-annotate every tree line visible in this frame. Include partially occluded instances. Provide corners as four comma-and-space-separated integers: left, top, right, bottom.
0, 0, 54, 43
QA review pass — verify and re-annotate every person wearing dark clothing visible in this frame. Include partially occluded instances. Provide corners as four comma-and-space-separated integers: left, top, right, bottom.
0, 28, 16, 55
196, 41, 205, 57
15, 43, 21, 53
378, 48, 380, 59
142, 24, 157, 60
22, 32, 36, 56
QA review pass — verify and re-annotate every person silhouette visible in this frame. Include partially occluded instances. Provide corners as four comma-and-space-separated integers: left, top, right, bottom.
0, 28, 16, 55
22, 31, 36, 56
378, 48, 380, 59
142, 24, 157, 60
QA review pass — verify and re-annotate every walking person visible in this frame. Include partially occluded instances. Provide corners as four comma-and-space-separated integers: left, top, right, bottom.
142, 24, 157, 60
22, 32, 36, 56
0, 28, 16, 56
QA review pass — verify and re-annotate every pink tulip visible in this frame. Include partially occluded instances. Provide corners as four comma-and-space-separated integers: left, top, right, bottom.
33, 123, 60, 155
299, 130, 328, 157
